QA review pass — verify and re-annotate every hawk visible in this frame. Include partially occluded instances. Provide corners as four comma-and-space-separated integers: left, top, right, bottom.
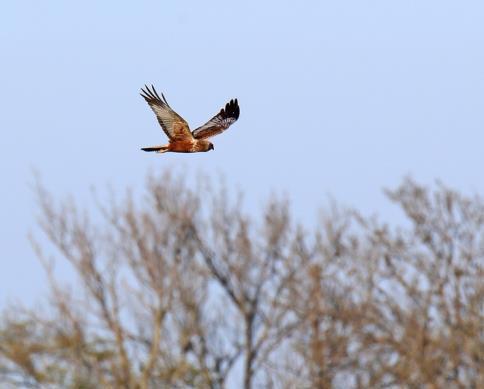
140, 85, 240, 154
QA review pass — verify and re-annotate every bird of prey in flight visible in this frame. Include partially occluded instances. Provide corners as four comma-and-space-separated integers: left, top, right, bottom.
140, 85, 240, 154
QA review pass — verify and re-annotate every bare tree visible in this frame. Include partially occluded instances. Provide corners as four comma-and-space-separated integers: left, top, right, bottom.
0, 173, 482, 388
288, 178, 483, 388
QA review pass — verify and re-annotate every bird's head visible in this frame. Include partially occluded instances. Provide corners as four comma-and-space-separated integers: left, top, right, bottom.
208, 143, 215, 151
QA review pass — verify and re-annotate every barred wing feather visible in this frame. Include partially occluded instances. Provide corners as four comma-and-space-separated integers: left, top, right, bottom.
140, 85, 193, 141
192, 99, 240, 140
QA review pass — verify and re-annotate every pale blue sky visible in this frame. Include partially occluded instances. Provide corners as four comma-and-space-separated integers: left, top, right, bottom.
1, 1, 484, 303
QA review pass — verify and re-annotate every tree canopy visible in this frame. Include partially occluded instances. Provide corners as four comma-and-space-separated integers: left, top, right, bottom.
0, 173, 482, 388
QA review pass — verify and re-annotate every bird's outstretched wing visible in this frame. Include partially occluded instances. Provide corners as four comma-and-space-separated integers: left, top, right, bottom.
192, 99, 240, 140
140, 85, 193, 141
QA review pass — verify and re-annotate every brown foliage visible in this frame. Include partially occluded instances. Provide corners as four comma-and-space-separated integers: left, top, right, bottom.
0, 174, 482, 388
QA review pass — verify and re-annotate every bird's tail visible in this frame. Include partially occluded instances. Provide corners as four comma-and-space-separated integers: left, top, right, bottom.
141, 145, 169, 153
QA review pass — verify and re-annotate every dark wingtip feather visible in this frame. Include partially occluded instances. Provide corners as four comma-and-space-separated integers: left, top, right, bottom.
140, 84, 155, 101
232, 98, 240, 119
161, 93, 170, 106
140, 84, 167, 105
222, 98, 240, 120
151, 85, 161, 100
